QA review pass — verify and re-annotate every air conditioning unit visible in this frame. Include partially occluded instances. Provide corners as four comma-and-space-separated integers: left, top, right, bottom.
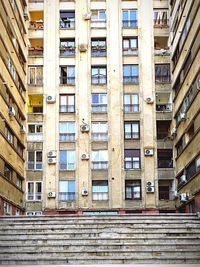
81, 188, 88, 196
146, 181, 154, 193
23, 12, 28, 21
145, 96, 154, 104
79, 44, 87, 52
8, 106, 16, 117
180, 112, 186, 121
81, 153, 90, 160
160, 49, 167, 55
47, 151, 57, 158
48, 191, 56, 198
171, 127, 177, 136
180, 174, 186, 183
180, 193, 188, 202
83, 12, 91, 20
46, 95, 56, 103
80, 124, 89, 132
20, 125, 26, 134
144, 149, 154, 156
48, 157, 57, 164
197, 78, 200, 90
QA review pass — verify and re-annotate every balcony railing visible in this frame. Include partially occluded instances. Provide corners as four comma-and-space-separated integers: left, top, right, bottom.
92, 133, 108, 141
92, 161, 108, 169
60, 77, 75, 85
91, 49, 106, 57
27, 162, 43, 170
91, 75, 106, 84
154, 48, 170, 56
124, 160, 140, 169
156, 104, 172, 112
123, 76, 139, 84
29, 21, 44, 30
60, 20, 75, 29
158, 159, 173, 168
155, 75, 170, 83
92, 192, 108, 201
157, 132, 169, 140
59, 105, 75, 113
59, 163, 75, 170
28, 47, 43, 57
59, 192, 75, 201
154, 20, 169, 28
123, 48, 138, 56
91, 20, 106, 28
27, 133, 43, 142
28, 77, 43, 86
122, 20, 137, 28
124, 132, 139, 139
29, 106, 43, 114
59, 133, 75, 141
124, 104, 139, 112
60, 47, 75, 56
27, 193, 42, 201
92, 104, 107, 113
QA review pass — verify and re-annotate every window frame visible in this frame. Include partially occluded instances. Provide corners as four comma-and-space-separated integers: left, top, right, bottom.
124, 121, 140, 140
125, 180, 141, 200
26, 181, 42, 201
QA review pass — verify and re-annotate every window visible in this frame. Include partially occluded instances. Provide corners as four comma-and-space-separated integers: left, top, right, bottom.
5, 125, 14, 144
28, 66, 43, 85
155, 64, 170, 83
4, 164, 12, 180
153, 9, 168, 27
59, 180, 75, 201
17, 141, 24, 158
4, 202, 12, 215
122, 10, 137, 28
157, 149, 173, 168
124, 149, 140, 169
7, 57, 16, 80
59, 122, 75, 141
124, 122, 140, 139
156, 121, 170, 140
60, 39, 75, 56
59, 150, 75, 170
159, 185, 169, 200
91, 66, 107, 84
125, 180, 141, 200
91, 10, 106, 28
92, 93, 107, 112
60, 11, 75, 29
59, 94, 75, 113
28, 124, 43, 134
92, 122, 108, 141
123, 37, 138, 55
16, 175, 23, 190
186, 160, 196, 181
123, 64, 139, 84
60, 66, 75, 85
91, 150, 108, 169
26, 181, 42, 201
27, 151, 43, 170
91, 39, 106, 57
26, 211, 42, 216
92, 180, 108, 200
124, 94, 139, 112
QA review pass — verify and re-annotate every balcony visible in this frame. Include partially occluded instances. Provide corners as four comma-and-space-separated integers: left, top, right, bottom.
92, 133, 108, 141
123, 76, 139, 84
158, 169, 174, 179
29, 20, 43, 30
59, 133, 75, 142
92, 104, 107, 113
60, 47, 75, 57
156, 93, 172, 120
91, 20, 106, 29
29, 11, 44, 38
28, 38, 43, 57
28, 94, 43, 114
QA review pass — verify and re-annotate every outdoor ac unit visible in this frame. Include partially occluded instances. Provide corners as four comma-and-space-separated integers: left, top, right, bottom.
48, 157, 57, 164
46, 95, 56, 103
171, 127, 177, 136
197, 78, 200, 90
180, 112, 186, 121
20, 125, 26, 134
81, 153, 90, 160
48, 191, 56, 198
146, 181, 154, 193
145, 96, 154, 104
83, 12, 91, 20
81, 188, 88, 196
144, 149, 154, 156
8, 106, 16, 116
80, 124, 89, 132
23, 12, 28, 21
79, 44, 87, 52
47, 151, 57, 158
180, 174, 186, 183
160, 49, 167, 55
180, 193, 188, 202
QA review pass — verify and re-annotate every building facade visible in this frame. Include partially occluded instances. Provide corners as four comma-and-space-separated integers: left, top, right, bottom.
0, 0, 27, 215
170, 0, 200, 213
26, 0, 177, 215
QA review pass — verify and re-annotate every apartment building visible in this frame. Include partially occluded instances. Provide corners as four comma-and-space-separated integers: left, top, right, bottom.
0, 0, 27, 215
25, 0, 177, 215
170, 0, 200, 213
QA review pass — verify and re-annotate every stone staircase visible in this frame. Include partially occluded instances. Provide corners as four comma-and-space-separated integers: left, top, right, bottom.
0, 213, 200, 264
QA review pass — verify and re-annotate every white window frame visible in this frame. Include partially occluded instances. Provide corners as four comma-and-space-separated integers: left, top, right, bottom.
26, 181, 42, 201
27, 151, 43, 170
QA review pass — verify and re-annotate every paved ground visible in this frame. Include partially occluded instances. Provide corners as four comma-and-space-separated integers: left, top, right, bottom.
1, 265, 200, 267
